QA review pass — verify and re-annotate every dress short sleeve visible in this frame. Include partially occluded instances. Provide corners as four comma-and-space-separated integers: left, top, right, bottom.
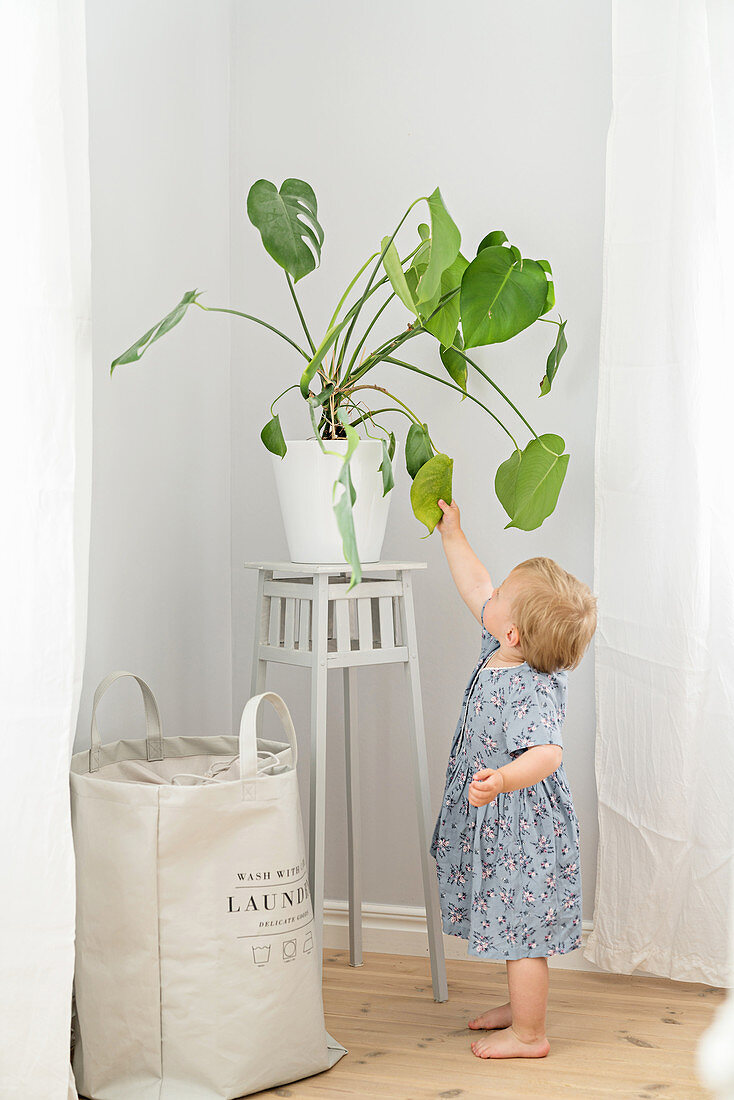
504, 672, 566, 757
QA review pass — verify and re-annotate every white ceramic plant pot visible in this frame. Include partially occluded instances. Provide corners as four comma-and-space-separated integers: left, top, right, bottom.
271, 438, 393, 564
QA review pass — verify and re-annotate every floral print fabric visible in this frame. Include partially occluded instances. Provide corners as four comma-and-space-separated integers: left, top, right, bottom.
429, 598, 583, 960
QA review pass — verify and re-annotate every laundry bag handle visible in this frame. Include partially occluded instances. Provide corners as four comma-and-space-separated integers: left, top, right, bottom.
239, 692, 298, 795
89, 671, 164, 773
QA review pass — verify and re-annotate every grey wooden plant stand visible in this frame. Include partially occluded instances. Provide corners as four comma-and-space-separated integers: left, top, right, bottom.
244, 560, 448, 1003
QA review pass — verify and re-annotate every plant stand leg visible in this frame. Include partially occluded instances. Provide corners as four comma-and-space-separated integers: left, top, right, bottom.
399, 569, 448, 1003
250, 567, 270, 698
343, 665, 363, 966
309, 573, 329, 959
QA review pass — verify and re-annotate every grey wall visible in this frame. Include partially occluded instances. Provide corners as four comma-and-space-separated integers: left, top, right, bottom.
231, 1, 611, 917
77, 1, 233, 748
79, 0, 610, 923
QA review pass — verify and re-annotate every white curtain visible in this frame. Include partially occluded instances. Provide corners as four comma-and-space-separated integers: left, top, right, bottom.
584, 0, 734, 987
0, 4, 92, 1099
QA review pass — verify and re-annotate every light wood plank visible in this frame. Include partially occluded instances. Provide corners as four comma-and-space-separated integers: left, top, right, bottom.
249, 949, 723, 1100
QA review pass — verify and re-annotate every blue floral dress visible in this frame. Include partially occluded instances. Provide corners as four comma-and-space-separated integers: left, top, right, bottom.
429, 596, 582, 960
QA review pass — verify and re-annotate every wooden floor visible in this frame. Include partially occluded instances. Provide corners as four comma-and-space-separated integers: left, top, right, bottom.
252, 949, 725, 1100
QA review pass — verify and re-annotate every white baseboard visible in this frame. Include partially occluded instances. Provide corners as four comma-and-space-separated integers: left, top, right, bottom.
323, 898, 606, 972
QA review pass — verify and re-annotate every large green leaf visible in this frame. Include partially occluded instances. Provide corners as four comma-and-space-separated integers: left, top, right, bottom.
246, 178, 323, 283
537, 259, 555, 315
419, 251, 468, 347
476, 229, 508, 253
379, 432, 396, 496
406, 225, 431, 282
400, 221, 464, 345
410, 453, 454, 535
381, 235, 419, 316
439, 335, 467, 397
496, 434, 569, 531
405, 260, 426, 299
110, 290, 201, 372
495, 447, 522, 517
460, 246, 548, 348
261, 414, 287, 457
403, 226, 431, 306
404, 422, 433, 479
414, 188, 461, 308
539, 320, 567, 396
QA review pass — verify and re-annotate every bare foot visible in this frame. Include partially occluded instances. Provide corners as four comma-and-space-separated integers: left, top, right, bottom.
471, 1024, 550, 1059
467, 1001, 513, 1030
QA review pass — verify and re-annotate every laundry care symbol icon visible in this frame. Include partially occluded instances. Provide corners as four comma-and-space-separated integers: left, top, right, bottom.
252, 944, 271, 967
303, 931, 314, 954
282, 938, 297, 961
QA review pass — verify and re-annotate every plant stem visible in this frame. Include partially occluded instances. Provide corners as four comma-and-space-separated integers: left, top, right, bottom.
382, 355, 520, 450
456, 350, 539, 443
285, 273, 316, 354
339, 238, 427, 380
326, 250, 381, 332
336, 197, 423, 371
347, 286, 460, 384
305, 270, 395, 394
339, 397, 391, 440
348, 325, 422, 383
312, 251, 385, 388
344, 291, 397, 377
347, 405, 416, 427
270, 383, 300, 416
347, 383, 425, 432
194, 302, 310, 361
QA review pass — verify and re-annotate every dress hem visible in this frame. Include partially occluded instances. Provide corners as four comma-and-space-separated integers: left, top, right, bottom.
441, 921, 582, 962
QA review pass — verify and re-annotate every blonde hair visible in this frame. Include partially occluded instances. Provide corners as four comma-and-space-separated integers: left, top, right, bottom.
506, 557, 597, 674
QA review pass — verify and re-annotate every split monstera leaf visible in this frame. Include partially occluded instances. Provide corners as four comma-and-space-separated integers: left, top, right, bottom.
110, 179, 569, 588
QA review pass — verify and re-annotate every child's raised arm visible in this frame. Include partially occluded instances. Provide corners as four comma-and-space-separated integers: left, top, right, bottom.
436, 499, 494, 626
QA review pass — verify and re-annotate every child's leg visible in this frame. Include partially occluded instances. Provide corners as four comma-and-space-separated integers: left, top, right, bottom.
506, 956, 548, 1041
470, 957, 550, 1059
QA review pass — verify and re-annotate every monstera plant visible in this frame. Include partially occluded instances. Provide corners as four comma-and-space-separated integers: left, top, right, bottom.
111, 178, 569, 587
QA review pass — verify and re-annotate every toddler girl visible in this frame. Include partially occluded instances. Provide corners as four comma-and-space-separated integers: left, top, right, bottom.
430, 498, 597, 1060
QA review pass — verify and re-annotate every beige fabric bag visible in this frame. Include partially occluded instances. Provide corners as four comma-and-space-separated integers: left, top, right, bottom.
70, 673, 346, 1100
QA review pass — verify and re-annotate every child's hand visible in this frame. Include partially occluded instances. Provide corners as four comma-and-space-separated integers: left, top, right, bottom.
437, 498, 461, 537
468, 767, 504, 807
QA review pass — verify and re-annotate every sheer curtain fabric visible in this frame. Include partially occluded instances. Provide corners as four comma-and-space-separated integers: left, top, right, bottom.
585, 0, 734, 987
0, 3, 92, 1098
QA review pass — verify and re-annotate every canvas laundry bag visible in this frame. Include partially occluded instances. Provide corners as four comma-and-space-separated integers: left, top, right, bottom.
70, 672, 347, 1100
